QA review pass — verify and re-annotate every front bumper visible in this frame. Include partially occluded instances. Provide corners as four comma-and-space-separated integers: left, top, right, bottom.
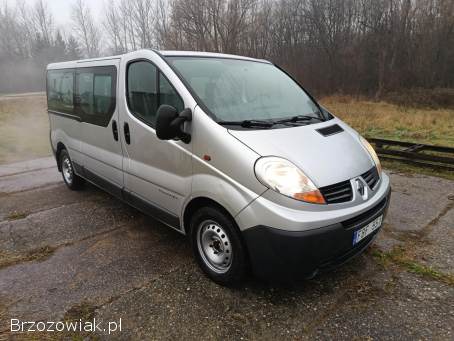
242, 188, 391, 281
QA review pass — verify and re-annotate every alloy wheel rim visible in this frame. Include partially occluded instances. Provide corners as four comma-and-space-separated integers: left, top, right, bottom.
197, 220, 232, 274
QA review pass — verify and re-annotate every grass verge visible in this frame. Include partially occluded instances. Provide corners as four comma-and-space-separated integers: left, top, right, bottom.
321, 95, 454, 147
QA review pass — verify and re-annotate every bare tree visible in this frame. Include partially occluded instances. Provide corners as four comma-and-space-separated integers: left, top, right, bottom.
119, 0, 138, 51
32, 0, 54, 46
132, 0, 157, 48
72, 0, 101, 58
0, 0, 453, 95
104, 1, 125, 54
155, 0, 171, 48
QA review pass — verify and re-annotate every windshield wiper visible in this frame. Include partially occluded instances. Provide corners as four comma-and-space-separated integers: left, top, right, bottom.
275, 115, 325, 124
218, 115, 324, 128
218, 119, 274, 128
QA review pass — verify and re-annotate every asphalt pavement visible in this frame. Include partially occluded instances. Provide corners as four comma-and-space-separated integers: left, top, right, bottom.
0, 157, 453, 340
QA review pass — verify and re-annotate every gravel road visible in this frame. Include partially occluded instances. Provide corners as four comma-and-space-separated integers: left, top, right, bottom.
0, 157, 453, 340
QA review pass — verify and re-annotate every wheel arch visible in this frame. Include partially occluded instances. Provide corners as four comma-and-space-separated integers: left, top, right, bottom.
183, 197, 237, 235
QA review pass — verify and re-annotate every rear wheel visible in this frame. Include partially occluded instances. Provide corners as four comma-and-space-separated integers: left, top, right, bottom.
190, 206, 248, 285
60, 149, 84, 190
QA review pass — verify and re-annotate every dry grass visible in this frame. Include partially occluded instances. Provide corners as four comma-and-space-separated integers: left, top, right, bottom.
320, 95, 454, 147
0, 93, 50, 164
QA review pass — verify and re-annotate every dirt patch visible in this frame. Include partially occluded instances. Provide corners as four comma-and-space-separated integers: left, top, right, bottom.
0, 245, 56, 269
371, 246, 454, 286
6, 211, 29, 221
64, 302, 98, 321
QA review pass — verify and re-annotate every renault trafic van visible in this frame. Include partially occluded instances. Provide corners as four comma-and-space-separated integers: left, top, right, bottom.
47, 50, 391, 284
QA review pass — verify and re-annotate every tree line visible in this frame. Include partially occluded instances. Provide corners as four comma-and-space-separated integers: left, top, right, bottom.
0, 0, 453, 97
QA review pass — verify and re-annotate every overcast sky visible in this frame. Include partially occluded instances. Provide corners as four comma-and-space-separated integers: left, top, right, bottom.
45, 0, 104, 30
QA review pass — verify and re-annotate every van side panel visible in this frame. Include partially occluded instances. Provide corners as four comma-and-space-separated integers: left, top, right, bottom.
187, 106, 268, 223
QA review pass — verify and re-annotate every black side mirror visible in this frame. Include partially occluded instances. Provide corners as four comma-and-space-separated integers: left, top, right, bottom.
156, 105, 192, 143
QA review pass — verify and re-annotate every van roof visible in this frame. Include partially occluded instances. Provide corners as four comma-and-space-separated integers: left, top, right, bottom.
47, 49, 270, 69
159, 50, 270, 63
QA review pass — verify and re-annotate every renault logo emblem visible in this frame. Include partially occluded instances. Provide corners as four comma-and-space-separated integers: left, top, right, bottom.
355, 178, 367, 199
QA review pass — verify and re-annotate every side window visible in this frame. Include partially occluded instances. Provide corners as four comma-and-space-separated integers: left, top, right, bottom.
47, 70, 74, 114
75, 66, 116, 126
94, 75, 112, 115
159, 73, 184, 113
127, 61, 158, 126
78, 72, 94, 116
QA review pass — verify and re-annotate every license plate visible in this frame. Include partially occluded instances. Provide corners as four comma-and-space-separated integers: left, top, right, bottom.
353, 215, 383, 245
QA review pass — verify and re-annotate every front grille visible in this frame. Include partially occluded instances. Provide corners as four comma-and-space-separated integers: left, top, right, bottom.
361, 166, 379, 189
319, 180, 353, 204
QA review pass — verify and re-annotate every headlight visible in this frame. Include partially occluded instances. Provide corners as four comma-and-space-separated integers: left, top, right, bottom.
359, 136, 382, 175
254, 157, 325, 204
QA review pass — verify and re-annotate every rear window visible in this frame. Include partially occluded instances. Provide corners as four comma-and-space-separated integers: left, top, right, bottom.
47, 70, 74, 114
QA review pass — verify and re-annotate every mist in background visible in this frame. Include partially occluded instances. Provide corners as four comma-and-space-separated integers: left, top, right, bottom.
0, 0, 453, 97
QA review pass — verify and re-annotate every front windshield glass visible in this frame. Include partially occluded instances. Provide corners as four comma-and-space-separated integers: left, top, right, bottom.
166, 57, 322, 123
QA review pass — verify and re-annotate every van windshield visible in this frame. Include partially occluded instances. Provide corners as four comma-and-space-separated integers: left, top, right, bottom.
166, 57, 323, 126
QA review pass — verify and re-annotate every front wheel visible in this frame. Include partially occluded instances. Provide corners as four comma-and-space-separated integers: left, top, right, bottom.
60, 149, 85, 190
190, 206, 249, 286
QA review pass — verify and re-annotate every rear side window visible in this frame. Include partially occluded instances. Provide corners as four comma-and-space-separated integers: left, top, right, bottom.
76, 66, 116, 127
78, 72, 94, 116
94, 75, 113, 115
47, 70, 74, 114
127, 60, 183, 128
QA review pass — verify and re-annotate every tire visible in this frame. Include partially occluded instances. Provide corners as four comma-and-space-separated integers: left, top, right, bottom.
190, 206, 249, 286
59, 149, 85, 190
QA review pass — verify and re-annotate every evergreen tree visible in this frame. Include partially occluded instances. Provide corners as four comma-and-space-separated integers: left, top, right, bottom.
52, 30, 67, 61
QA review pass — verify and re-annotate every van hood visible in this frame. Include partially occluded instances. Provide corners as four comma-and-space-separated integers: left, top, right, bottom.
228, 119, 374, 188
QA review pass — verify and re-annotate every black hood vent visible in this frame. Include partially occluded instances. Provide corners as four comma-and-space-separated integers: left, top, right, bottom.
316, 124, 344, 137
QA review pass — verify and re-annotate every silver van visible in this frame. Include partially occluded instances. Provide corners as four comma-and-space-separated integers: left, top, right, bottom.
47, 50, 391, 285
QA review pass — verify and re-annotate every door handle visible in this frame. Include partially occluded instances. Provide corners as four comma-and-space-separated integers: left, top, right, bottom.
124, 122, 131, 144
112, 120, 118, 141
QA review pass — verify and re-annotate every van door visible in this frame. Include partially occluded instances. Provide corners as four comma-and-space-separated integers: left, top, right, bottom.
118, 56, 192, 230
76, 62, 124, 197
